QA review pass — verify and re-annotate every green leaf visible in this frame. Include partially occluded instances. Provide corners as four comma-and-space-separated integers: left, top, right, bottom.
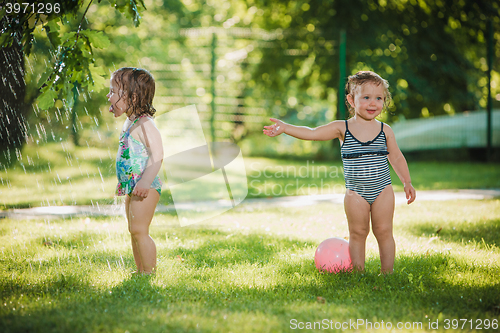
89, 62, 105, 75
88, 64, 106, 92
75, 37, 92, 57
37, 68, 54, 88
73, 70, 83, 84
0, 34, 11, 48
37, 89, 58, 110
21, 27, 35, 55
60, 31, 77, 44
44, 19, 61, 48
82, 30, 110, 49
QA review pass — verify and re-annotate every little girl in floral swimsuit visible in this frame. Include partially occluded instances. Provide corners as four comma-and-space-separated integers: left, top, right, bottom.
107, 67, 163, 275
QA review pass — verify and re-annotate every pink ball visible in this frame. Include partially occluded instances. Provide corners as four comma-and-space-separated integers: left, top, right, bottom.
315, 237, 352, 273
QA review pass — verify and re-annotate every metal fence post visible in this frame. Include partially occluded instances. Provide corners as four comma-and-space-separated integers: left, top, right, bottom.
487, 19, 493, 161
338, 29, 346, 121
72, 82, 79, 146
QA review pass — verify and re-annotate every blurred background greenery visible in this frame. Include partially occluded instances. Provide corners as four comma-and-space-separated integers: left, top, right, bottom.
2, 0, 500, 165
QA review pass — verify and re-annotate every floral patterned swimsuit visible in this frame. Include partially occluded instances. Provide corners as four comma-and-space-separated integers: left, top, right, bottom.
115, 116, 163, 196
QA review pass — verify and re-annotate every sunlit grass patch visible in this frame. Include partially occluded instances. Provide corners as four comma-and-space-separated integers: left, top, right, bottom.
0, 142, 117, 208
393, 199, 500, 250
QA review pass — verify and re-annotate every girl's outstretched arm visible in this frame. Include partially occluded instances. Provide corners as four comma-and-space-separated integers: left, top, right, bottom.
385, 124, 416, 204
263, 118, 344, 141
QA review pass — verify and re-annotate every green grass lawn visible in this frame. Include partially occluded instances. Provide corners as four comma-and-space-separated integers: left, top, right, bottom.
1, 199, 499, 332
1, 142, 499, 209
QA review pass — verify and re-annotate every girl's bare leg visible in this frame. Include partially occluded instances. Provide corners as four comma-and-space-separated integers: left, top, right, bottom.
125, 189, 160, 274
344, 189, 371, 271
371, 185, 395, 273
125, 196, 143, 272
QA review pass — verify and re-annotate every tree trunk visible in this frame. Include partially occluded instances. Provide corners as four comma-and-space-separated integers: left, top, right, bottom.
0, 39, 29, 160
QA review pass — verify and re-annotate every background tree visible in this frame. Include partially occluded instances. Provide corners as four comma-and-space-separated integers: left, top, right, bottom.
249, 0, 500, 121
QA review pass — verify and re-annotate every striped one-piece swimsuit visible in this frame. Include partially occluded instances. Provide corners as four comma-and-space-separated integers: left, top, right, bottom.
341, 120, 391, 205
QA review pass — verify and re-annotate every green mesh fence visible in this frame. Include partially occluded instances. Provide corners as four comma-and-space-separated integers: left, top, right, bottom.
391, 110, 500, 152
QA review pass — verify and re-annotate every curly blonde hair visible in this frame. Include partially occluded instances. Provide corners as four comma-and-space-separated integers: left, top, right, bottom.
111, 67, 156, 118
345, 71, 392, 116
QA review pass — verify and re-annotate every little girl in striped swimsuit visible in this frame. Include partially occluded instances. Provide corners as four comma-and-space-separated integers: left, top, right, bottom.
263, 71, 416, 273
107, 67, 164, 275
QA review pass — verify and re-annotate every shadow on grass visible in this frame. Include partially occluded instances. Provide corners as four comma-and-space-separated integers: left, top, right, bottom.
0, 272, 91, 298
409, 217, 500, 248
1, 228, 499, 333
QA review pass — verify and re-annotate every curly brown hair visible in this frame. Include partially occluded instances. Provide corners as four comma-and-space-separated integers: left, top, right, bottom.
345, 71, 392, 116
111, 67, 156, 118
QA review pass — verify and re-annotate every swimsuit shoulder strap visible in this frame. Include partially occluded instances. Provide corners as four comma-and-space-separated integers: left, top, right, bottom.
381, 122, 384, 131
126, 115, 148, 133
344, 120, 351, 141
131, 115, 146, 127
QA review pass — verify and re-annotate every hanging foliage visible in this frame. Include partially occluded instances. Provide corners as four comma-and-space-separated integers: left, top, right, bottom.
250, 0, 500, 120
0, 0, 147, 154
1, 0, 146, 110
